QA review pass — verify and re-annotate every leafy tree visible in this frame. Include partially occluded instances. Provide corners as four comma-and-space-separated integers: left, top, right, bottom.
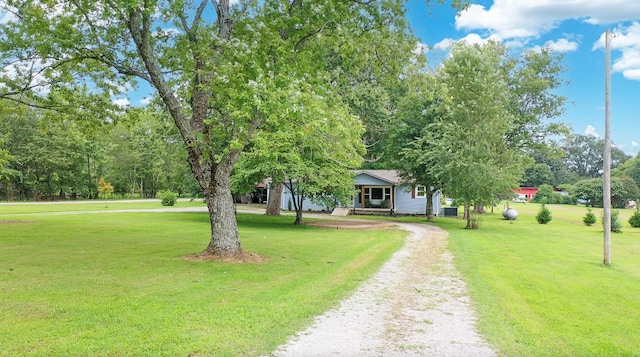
0, 106, 90, 200
2, 1, 426, 256
531, 184, 555, 203
618, 175, 640, 205
521, 141, 580, 187
521, 163, 554, 187
416, 41, 527, 228
574, 177, 627, 208
97, 177, 114, 206
393, 71, 443, 222
561, 134, 629, 179
629, 208, 640, 228
502, 48, 569, 151
234, 98, 365, 225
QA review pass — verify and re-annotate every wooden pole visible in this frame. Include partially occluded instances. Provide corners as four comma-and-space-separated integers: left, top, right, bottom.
603, 29, 612, 266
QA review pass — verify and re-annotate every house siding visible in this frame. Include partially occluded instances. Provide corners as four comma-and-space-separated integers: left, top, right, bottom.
279, 186, 332, 212
393, 185, 442, 215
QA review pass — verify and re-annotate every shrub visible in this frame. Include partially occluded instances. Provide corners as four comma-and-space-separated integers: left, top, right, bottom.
602, 210, 622, 233
536, 204, 552, 224
629, 209, 640, 228
583, 208, 597, 226
158, 190, 178, 206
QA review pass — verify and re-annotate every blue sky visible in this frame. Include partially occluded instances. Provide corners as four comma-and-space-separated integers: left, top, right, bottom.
407, 0, 640, 156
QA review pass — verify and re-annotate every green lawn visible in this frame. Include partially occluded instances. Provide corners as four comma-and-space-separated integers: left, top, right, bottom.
0, 204, 404, 356
436, 203, 640, 356
4, 201, 640, 356
0, 199, 208, 215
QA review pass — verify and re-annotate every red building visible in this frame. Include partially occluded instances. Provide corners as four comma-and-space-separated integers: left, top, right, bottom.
513, 187, 538, 202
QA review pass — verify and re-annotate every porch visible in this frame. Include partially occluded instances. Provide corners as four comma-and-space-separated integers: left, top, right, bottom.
353, 185, 395, 210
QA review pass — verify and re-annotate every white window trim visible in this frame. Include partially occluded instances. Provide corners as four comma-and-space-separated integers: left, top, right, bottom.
414, 186, 426, 198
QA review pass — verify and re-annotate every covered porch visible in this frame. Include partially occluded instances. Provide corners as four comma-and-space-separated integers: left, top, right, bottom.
353, 185, 396, 211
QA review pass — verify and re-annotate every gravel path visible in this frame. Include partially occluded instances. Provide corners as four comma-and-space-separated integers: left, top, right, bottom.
267, 222, 496, 357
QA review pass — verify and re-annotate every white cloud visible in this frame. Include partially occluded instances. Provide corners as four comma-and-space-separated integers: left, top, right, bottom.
451, 1, 640, 83
456, 0, 640, 40
433, 33, 503, 50
113, 98, 130, 108
547, 38, 579, 52
139, 97, 153, 105
591, 22, 640, 81
531, 38, 579, 53
584, 125, 601, 138
632, 141, 639, 148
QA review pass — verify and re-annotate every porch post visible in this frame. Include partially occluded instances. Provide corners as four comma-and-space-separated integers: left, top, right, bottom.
392, 185, 396, 211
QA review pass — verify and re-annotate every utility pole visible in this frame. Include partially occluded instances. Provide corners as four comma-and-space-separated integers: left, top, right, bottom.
603, 29, 612, 266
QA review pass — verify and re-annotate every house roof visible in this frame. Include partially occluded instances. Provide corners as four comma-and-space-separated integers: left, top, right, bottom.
354, 170, 402, 185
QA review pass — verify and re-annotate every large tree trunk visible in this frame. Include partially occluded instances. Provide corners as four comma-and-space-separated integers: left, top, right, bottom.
464, 202, 472, 229
197, 152, 243, 257
266, 181, 283, 216
129, 4, 244, 257
202, 183, 242, 257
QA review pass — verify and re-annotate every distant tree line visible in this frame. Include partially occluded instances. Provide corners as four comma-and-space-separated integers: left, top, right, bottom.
0, 103, 198, 201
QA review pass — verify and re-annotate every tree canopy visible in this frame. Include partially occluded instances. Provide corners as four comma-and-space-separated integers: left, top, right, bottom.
0, 0, 423, 257
398, 41, 569, 227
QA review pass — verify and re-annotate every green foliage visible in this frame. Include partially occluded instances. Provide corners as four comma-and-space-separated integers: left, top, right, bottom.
629, 208, 640, 228
531, 184, 555, 204
531, 184, 576, 205
583, 208, 597, 226
157, 190, 178, 206
561, 134, 630, 178
521, 162, 553, 187
535, 204, 552, 224
2, 0, 420, 252
575, 177, 627, 208
612, 210, 622, 233
602, 210, 622, 233
450, 198, 464, 207
398, 41, 566, 228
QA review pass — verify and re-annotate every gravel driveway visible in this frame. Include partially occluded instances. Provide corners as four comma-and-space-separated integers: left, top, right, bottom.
267, 222, 496, 357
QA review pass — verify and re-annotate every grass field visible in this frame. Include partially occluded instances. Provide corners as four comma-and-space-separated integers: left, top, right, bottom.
435, 203, 640, 356
3, 200, 640, 356
0, 201, 404, 356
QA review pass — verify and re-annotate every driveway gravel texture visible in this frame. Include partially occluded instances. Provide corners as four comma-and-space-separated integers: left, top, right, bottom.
267, 222, 497, 357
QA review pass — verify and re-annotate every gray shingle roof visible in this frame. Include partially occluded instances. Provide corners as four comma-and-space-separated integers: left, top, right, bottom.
354, 170, 402, 184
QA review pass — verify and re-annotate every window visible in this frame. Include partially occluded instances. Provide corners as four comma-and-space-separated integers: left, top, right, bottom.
363, 186, 392, 207
415, 186, 426, 198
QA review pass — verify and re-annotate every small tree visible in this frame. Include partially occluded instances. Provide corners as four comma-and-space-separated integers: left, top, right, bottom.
603, 210, 622, 233
629, 208, 640, 228
536, 204, 552, 224
97, 177, 114, 207
158, 190, 178, 207
583, 208, 597, 226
